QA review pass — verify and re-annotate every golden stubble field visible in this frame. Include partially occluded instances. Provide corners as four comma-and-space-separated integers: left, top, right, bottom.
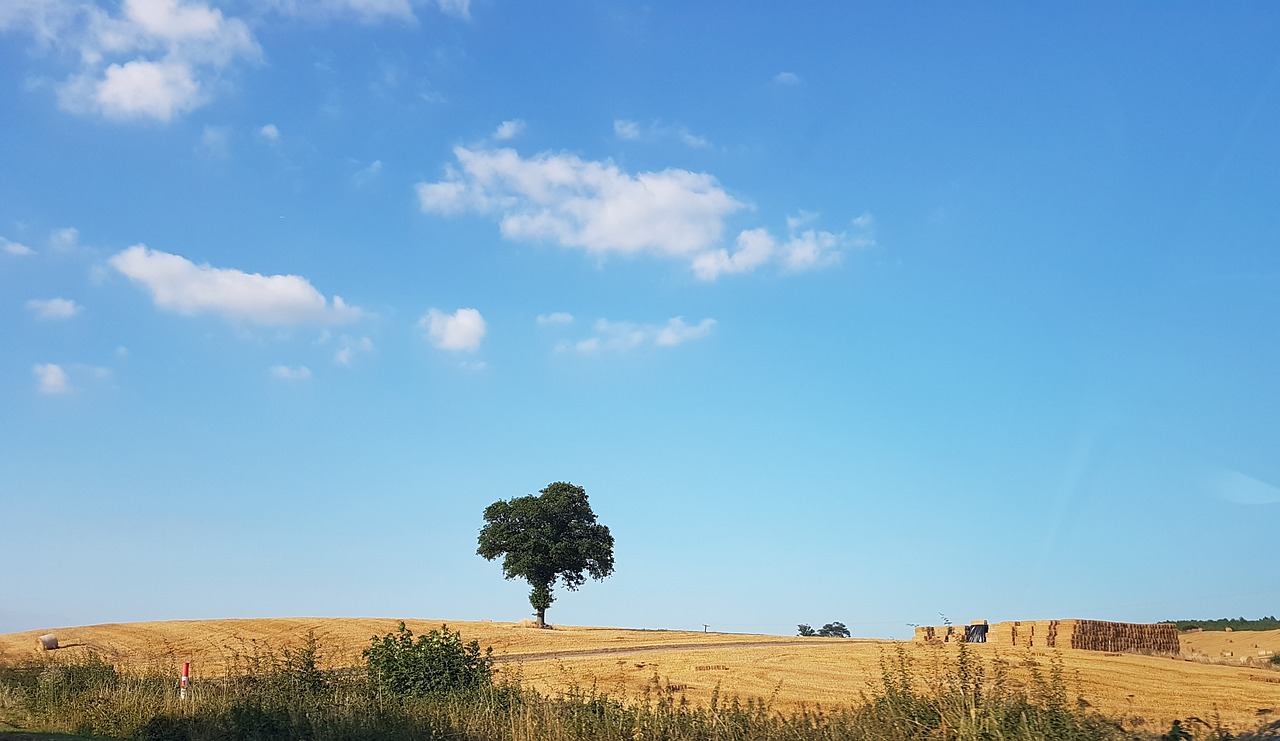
2, 619, 1278, 733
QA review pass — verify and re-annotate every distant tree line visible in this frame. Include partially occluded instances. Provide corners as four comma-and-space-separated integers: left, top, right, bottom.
797, 622, 850, 638
1167, 616, 1279, 632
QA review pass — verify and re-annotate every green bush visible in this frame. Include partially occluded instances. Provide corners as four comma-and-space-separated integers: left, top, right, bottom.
363, 622, 493, 697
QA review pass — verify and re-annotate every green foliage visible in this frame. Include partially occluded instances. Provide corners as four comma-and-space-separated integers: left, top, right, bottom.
1271, 654, 1280, 667
364, 622, 493, 697
477, 481, 614, 627
1170, 616, 1280, 632
1162, 719, 1193, 740
797, 622, 849, 637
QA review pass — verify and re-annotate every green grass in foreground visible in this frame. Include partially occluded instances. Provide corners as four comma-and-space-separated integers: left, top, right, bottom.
0, 632, 1272, 741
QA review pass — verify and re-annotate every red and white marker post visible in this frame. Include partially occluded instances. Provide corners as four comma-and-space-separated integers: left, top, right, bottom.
180, 662, 190, 700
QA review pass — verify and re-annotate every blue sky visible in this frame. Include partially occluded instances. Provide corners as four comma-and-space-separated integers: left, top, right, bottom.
2, 1, 1278, 638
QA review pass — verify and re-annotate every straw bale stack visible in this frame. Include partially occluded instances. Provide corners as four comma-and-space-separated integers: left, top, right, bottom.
1068, 620, 1180, 654
912, 619, 1180, 655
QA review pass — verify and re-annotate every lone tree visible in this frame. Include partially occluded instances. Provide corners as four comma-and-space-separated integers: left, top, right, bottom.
477, 481, 614, 628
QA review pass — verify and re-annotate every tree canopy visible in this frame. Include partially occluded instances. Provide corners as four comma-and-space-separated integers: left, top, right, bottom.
798, 621, 850, 638
476, 481, 614, 628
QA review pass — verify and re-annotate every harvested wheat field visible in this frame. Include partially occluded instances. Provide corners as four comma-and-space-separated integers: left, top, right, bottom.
3, 619, 1278, 733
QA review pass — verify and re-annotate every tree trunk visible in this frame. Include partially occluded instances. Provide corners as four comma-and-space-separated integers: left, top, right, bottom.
530, 582, 553, 629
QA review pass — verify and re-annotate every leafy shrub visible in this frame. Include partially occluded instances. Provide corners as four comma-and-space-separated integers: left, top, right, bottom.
364, 622, 493, 697
798, 621, 849, 637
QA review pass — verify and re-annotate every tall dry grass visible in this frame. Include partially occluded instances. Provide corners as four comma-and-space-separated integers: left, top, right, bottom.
1, 631, 1270, 741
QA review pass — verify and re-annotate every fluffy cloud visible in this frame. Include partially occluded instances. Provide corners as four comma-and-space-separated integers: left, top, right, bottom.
561, 316, 716, 354
420, 308, 486, 352
692, 212, 876, 281
97, 59, 202, 120
26, 298, 83, 320
417, 146, 744, 259
269, 364, 312, 381
774, 72, 802, 85
7, 0, 259, 121
33, 363, 71, 394
258, 123, 279, 141
417, 143, 873, 279
691, 228, 776, 280
493, 119, 525, 140
110, 245, 362, 325
2, 237, 35, 256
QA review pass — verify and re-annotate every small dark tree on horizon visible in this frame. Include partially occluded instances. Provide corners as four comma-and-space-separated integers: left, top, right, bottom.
477, 481, 614, 628
798, 621, 850, 637
817, 621, 850, 638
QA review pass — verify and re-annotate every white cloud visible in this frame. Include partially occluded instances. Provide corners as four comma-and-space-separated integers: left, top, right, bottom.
352, 159, 383, 187
494, 119, 525, 140
416, 146, 744, 261
562, 316, 716, 354
536, 312, 574, 325
420, 307, 486, 352
782, 228, 846, 271
262, 0, 415, 23
786, 210, 819, 231
334, 335, 373, 365
258, 123, 279, 141
93, 58, 201, 121
694, 212, 877, 280
26, 298, 83, 320
49, 227, 79, 252
613, 119, 641, 140
33, 363, 71, 394
692, 228, 776, 281
774, 72, 802, 85
8, 0, 261, 122
110, 244, 363, 325
434, 0, 471, 19
196, 124, 229, 157
680, 131, 710, 149
2, 237, 35, 256
613, 119, 709, 148
655, 317, 717, 346
269, 364, 312, 381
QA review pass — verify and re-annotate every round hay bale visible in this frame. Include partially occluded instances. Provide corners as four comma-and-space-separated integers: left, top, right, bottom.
38, 634, 59, 651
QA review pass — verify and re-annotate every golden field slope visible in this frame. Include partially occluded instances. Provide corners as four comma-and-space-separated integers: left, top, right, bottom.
2, 619, 1278, 733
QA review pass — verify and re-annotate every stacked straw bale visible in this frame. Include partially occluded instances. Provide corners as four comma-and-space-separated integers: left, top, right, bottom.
912, 619, 1180, 655
1068, 619, 1180, 654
